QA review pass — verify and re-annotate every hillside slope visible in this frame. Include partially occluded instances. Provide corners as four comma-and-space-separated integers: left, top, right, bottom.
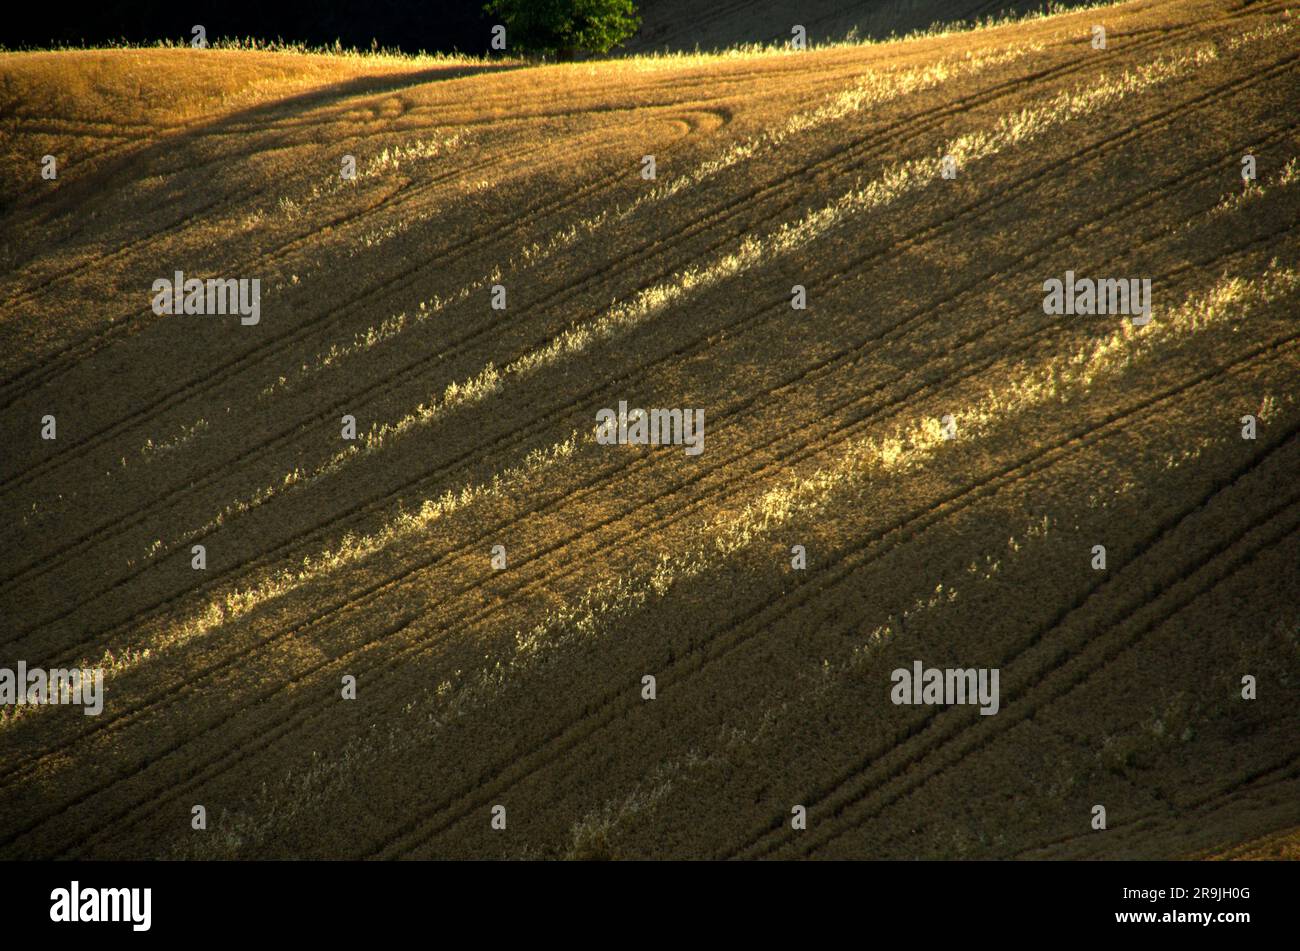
624, 0, 1101, 52
0, 0, 1297, 860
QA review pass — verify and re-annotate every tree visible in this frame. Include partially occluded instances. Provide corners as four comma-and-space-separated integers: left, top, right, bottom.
484, 0, 641, 60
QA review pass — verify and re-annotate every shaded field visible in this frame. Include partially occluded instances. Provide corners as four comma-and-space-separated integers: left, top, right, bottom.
625, 0, 1105, 52
0, 0, 1296, 860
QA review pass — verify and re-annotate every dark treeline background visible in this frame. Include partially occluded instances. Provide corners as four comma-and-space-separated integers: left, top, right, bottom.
0, 1, 495, 54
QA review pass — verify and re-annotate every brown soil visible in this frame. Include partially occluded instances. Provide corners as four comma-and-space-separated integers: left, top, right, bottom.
0, 0, 1296, 860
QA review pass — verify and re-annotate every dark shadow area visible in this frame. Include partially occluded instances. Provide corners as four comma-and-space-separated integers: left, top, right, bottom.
621, 0, 1100, 53
1, 0, 1102, 59
0, 0, 497, 56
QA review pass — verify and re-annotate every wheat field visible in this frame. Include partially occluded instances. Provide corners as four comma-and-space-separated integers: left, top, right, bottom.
0, 0, 1297, 860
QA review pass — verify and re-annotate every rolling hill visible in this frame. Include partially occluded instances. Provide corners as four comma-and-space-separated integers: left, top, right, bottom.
0, 0, 1297, 860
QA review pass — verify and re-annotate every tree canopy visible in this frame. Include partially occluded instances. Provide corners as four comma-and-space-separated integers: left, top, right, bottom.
484, 0, 641, 59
